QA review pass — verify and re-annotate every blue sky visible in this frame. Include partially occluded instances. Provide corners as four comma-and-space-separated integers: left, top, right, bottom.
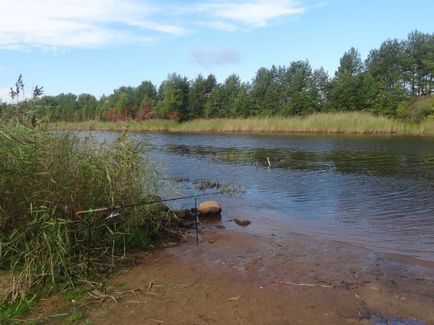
0, 0, 433, 101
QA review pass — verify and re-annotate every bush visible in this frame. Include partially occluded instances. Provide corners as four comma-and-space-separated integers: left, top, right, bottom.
397, 96, 434, 122
0, 122, 173, 302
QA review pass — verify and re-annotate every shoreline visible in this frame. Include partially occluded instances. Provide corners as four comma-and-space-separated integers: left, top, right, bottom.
60, 222, 434, 325
48, 113, 434, 137
13, 216, 434, 324
52, 126, 430, 137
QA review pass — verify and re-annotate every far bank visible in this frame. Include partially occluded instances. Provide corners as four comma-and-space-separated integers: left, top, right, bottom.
49, 112, 434, 136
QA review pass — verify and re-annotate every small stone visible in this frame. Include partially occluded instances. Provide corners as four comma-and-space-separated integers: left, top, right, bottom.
198, 200, 222, 216
215, 224, 226, 229
234, 218, 251, 227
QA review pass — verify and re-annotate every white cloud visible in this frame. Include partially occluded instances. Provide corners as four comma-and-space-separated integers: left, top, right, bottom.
194, 0, 305, 29
128, 20, 188, 36
0, 0, 309, 50
191, 47, 241, 67
196, 20, 239, 32
0, 0, 182, 49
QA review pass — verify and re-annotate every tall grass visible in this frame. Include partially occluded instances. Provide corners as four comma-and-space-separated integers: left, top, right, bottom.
50, 112, 434, 136
0, 122, 173, 303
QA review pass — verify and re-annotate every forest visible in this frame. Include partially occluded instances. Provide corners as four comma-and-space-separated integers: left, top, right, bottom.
1, 30, 433, 123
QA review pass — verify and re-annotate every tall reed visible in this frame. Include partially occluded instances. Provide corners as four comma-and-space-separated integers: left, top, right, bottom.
0, 122, 172, 303
50, 112, 434, 136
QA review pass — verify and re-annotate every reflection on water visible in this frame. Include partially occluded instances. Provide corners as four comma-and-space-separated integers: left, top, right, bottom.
164, 144, 434, 179
70, 131, 434, 262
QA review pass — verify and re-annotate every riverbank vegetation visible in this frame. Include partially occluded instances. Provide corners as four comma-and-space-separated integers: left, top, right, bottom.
1, 31, 433, 127
0, 121, 174, 319
50, 112, 434, 135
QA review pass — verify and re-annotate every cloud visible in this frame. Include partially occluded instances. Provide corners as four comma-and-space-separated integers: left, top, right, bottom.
0, 0, 183, 49
191, 47, 241, 67
0, 0, 309, 50
195, 21, 239, 32
193, 0, 306, 30
128, 20, 188, 36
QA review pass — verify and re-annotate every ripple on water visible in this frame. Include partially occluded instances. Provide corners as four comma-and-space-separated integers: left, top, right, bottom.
71, 131, 434, 262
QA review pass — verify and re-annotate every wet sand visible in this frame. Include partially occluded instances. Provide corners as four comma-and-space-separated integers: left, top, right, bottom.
87, 221, 434, 325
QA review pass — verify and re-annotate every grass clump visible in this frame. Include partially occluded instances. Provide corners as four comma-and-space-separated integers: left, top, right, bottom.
66, 308, 83, 323
0, 121, 173, 307
0, 296, 38, 322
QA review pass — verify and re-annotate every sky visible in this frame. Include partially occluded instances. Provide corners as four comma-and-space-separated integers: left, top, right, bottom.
0, 0, 433, 101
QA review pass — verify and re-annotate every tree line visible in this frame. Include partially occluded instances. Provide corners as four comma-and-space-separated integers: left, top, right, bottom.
1, 30, 433, 123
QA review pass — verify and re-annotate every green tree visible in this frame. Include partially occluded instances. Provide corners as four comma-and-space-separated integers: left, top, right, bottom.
204, 85, 225, 118
337, 47, 363, 76
231, 83, 252, 117
136, 81, 157, 103
329, 48, 365, 111
365, 39, 407, 115
222, 74, 242, 117
55, 93, 78, 121
77, 94, 98, 120
204, 74, 251, 118
35, 95, 58, 120
136, 80, 158, 118
251, 66, 283, 116
280, 60, 316, 115
402, 31, 434, 96
312, 67, 330, 112
189, 74, 217, 119
156, 74, 190, 120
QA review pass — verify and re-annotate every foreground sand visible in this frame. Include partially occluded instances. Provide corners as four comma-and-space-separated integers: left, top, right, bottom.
83, 221, 434, 325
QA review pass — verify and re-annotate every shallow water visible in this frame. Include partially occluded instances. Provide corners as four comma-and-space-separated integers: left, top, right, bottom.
71, 131, 434, 262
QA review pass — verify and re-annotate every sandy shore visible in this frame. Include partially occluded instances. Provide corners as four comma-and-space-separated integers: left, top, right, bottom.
84, 220, 434, 325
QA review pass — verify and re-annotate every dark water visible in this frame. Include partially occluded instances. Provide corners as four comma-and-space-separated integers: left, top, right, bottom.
72, 131, 434, 262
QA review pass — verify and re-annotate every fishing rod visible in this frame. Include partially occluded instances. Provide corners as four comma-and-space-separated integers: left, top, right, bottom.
75, 191, 223, 216
79, 191, 223, 277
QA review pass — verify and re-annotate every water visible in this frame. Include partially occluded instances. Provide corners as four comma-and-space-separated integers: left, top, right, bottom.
71, 131, 434, 262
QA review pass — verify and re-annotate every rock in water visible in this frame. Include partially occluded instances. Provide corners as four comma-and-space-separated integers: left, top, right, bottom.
234, 218, 251, 227
198, 200, 222, 216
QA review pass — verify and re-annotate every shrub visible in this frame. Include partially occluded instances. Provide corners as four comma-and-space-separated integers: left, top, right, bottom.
397, 96, 434, 122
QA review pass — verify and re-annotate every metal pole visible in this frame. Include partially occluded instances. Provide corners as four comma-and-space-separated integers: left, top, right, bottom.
86, 209, 93, 278
194, 198, 199, 247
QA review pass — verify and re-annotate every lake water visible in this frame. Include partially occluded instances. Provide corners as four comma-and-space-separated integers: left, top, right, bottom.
73, 131, 434, 262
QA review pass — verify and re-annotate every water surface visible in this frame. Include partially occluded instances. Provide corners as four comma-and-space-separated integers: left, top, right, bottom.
73, 131, 434, 262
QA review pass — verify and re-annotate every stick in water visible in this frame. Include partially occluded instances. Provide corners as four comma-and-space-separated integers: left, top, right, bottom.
195, 198, 199, 247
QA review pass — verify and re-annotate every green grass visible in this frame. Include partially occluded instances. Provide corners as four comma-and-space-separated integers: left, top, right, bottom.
66, 308, 83, 323
0, 121, 175, 309
0, 296, 38, 323
49, 112, 434, 136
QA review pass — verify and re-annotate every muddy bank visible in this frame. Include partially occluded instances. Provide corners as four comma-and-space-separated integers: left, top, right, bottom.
83, 221, 434, 325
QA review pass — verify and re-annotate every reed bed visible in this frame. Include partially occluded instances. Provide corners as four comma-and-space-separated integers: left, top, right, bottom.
0, 122, 173, 305
51, 112, 434, 136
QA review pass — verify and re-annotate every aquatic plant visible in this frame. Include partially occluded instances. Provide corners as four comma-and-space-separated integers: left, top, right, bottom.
0, 122, 173, 303
50, 112, 434, 136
